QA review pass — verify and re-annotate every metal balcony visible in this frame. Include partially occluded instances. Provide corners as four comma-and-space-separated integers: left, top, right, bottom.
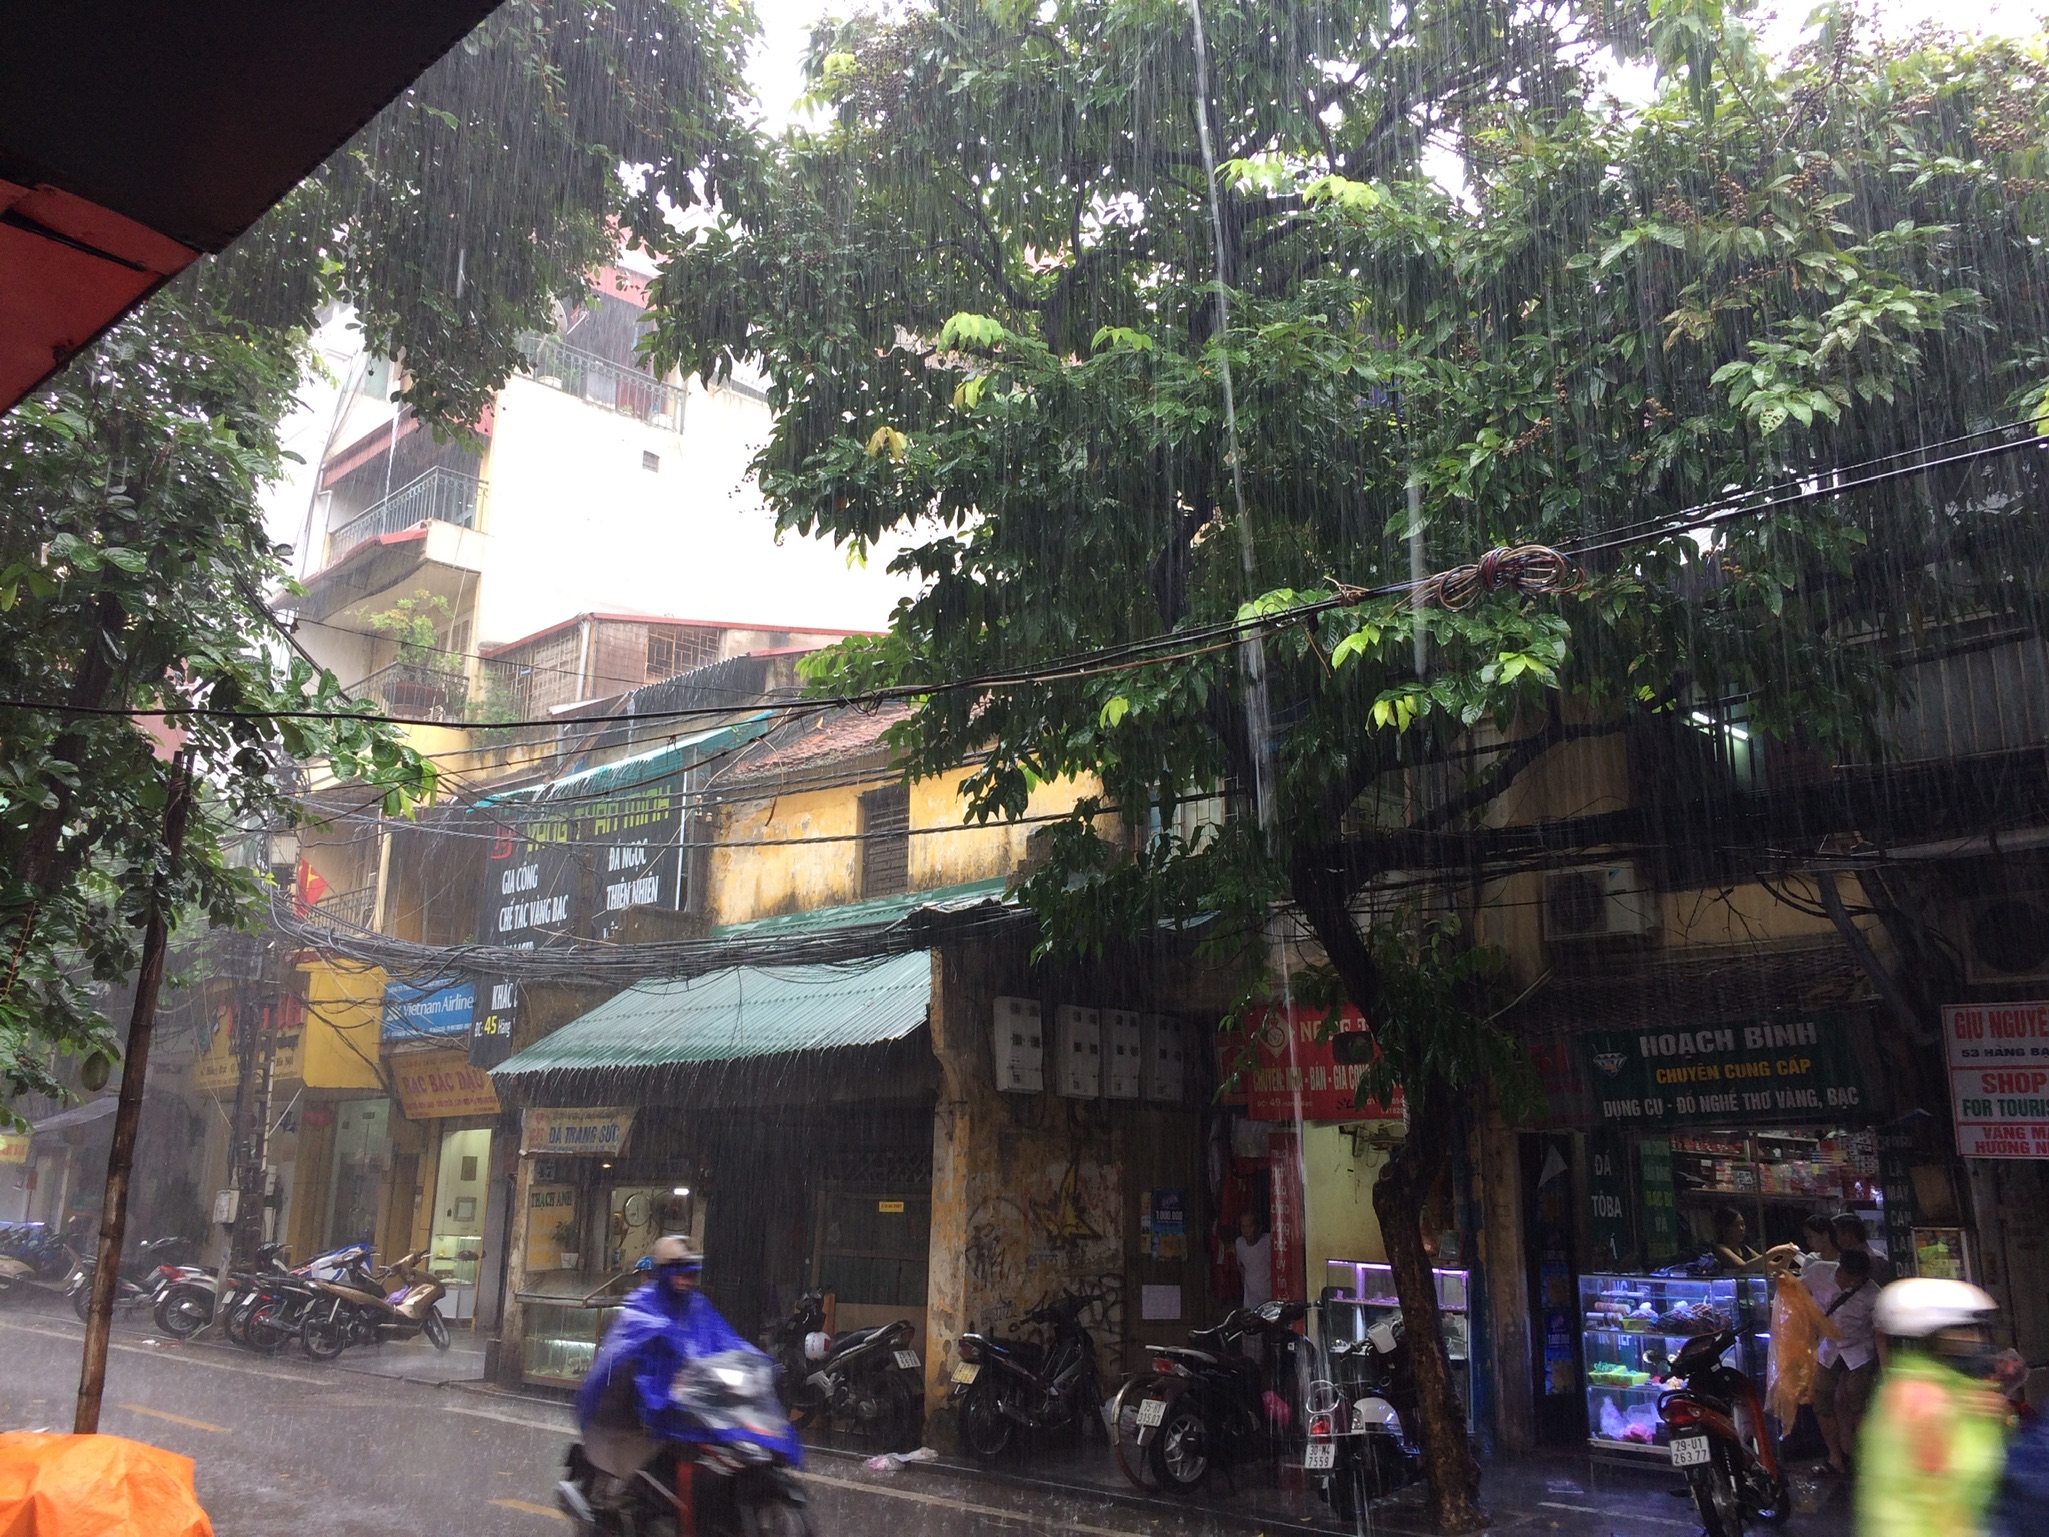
309, 884, 378, 930
358, 660, 472, 724
326, 466, 480, 564
522, 334, 687, 428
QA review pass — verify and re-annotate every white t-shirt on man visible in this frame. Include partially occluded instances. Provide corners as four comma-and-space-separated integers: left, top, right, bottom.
1236, 1232, 1273, 1310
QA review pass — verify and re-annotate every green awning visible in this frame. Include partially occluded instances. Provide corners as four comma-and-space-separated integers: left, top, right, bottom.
477, 713, 774, 807
490, 950, 933, 1101
707, 877, 1011, 940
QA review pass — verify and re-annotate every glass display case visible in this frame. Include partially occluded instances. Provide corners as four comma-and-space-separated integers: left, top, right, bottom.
1323, 1260, 1474, 1430
1580, 1272, 1770, 1461
518, 1293, 624, 1388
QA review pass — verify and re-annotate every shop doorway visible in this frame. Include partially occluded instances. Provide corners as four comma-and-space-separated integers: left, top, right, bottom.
428, 1126, 491, 1322
812, 1185, 931, 1341
324, 1098, 390, 1249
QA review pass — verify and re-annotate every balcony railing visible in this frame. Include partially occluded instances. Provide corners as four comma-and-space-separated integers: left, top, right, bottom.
359, 660, 472, 724
522, 334, 686, 428
310, 884, 378, 930
326, 466, 480, 564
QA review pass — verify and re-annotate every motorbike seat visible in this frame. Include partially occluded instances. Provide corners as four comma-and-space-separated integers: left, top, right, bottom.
830, 1326, 893, 1352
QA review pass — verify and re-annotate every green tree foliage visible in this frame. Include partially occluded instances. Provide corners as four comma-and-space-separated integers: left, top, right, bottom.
206, 0, 759, 431
652, 2, 2049, 1522
0, 294, 437, 1111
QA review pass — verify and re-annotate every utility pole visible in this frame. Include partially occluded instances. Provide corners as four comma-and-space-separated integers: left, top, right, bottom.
76, 750, 193, 1434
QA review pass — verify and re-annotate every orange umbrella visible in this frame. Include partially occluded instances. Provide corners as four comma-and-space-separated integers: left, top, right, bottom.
0, 1432, 212, 1537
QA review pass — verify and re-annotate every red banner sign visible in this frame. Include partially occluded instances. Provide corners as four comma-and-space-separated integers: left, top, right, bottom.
1243, 1004, 1404, 1124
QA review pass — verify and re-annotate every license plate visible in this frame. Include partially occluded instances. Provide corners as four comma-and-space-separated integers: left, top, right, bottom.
951, 1362, 980, 1385
1305, 1442, 1337, 1471
894, 1350, 922, 1372
1671, 1434, 1711, 1467
1136, 1397, 1167, 1428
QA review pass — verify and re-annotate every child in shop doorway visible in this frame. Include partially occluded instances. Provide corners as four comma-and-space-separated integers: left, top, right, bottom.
1235, 1208, 1273, 1311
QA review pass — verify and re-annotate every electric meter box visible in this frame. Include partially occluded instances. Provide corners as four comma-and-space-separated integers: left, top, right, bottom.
993, 996, 1044, 1093
1103, 1009, 1143, 1099
1142, 1015, 1186, 1103
1054, 1005, 1102, 1098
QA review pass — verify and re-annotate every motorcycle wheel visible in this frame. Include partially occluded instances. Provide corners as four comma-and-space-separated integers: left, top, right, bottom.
1327, 1448, 1374, 1521
154, 1287, 210, 1340
1149, 1403, 1211, 1495
737, 1492, 813, 1537
71, 1284, 93, 1323
1688, 1464, 1745, 1537
1750, 1469, 1791, 1526
243, 1301, 291, 1354
958, 1380, 1016, 1461
422, 1306, 451, 1352
223, 1294, 255, 1348
303, 1313, 349, 1361
871, 1371, 921, 1452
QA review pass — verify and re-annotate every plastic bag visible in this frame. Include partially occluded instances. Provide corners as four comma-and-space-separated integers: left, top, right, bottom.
0, 1432, 212, 1537
1767, 1278, 1837, 1426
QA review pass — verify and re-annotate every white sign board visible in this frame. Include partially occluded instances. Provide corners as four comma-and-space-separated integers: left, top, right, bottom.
1944, 1002, 2049, 1159
521, 1106, 635, 1158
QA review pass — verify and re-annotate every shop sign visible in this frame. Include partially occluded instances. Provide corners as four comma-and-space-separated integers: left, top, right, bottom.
382, 979, 477, 1043
478, 779, 685, 950
1269, 1128, 1305, 1301
1944, 1002, 2049, 1158
1639, 1138, 1679, 1261
1580, 1014, 1866, 1128
192, 1006, 304, 1095
521, 1106, 634, 1157
525, 1182, 578, 1272
470, 978, 519, 1070
391, 1050, 502, 1120
1243, 1005, 1404, 1124
0, 1131, 27, 1165
1586, 1130, 1633, 1270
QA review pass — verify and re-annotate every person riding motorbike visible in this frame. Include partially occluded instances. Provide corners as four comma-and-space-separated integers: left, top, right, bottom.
574, 1236, 800, 1494
1857, 1277, 2013, 1537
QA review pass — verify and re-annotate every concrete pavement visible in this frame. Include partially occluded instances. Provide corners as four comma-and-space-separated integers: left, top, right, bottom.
0, 1305, 1856, 1536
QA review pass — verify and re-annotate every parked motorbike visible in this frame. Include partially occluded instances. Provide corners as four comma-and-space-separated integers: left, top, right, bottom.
65, 1235, 196, 1322
1115, 1300, 1313, 1495
300, 1249, 450, 1358
152, 1240, 309, 1341
949, 1292, 1107, 1462
1657, 1325, 1789, 1536
1303, 1308, 1422, 1519
558, 1347, 811, 1537
763, 1291, 923, 1451
0, 1219, 86, 1299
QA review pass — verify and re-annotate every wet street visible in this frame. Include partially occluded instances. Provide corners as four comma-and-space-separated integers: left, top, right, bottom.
0, 1305, 1857, 1537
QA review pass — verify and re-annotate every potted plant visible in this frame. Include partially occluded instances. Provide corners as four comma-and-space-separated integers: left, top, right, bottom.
552, 1219, 580, 1272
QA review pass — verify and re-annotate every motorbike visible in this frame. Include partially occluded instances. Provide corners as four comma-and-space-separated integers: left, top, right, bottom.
65, 1235, 196, 1322
949, 1292, 1108, 1462
558, 1347, 811, 1537
300, 1249, 451, 1358
1657, 1324, 1789, 1536
0, 1220, 86, 1299
151, 1240, 319, 1341
763, 1291, 923, 1451
1303, 1307, 1423, 1519
1114, 1300, 1313, 1495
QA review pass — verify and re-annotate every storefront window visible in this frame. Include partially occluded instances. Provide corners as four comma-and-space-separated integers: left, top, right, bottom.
428, 1126, 491, 1319
324, 1098, 390, 1250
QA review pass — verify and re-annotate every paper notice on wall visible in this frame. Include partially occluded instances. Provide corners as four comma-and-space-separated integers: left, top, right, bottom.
1945, 1002, 2049, 1159
1141, 1284, 1183, 1321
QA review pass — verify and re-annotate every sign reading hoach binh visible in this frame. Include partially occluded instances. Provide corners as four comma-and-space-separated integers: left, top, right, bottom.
1579, 1014, 1868, 1128
1944, 1001, 2049, 1159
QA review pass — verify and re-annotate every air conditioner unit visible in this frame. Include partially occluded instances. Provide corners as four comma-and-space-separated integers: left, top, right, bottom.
1054, 1005, 1103, 1098
1542, 863, 1655, 941
992, 996, 1044, 1093
1103, 1010, 1143, 1099
1963, 895, 2049, 984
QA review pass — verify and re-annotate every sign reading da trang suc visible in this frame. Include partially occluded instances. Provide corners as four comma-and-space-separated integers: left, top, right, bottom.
1581, 1014, 1867, 1128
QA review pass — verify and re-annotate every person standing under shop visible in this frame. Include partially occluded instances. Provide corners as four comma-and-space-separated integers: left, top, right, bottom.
1835, 1213, 1893, 1284
1814, 1249, 1879, 1474
1711, 1207, 1767, 1273
1234, 1208, 1273, 1311
1858, 1278, 2011, 1537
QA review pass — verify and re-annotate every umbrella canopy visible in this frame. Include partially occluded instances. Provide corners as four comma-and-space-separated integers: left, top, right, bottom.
0, 0, 503, 414
0, 1432, 211, 1537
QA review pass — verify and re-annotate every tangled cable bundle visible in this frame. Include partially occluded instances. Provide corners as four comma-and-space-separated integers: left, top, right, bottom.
1411, 544, 1579, 609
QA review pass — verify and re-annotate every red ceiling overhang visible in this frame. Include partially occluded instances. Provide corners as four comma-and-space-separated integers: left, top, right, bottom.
1, 1, 506, 416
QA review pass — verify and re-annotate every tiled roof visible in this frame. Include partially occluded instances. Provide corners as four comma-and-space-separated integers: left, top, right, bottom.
727, 703, 914, 780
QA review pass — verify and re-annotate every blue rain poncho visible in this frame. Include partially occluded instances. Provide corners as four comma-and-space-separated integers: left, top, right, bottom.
576, 1282, 802, 1463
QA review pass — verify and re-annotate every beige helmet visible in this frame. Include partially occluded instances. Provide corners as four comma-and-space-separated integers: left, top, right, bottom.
1872, 1277, 1997, 1339
650, 1234, 703, 1271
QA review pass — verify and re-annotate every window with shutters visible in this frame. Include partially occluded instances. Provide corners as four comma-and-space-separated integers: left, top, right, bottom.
859, 784, 911, 898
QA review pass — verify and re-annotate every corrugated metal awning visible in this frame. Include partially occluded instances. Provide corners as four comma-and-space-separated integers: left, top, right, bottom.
490, 950, 933, 1099
476, 713, 774, 808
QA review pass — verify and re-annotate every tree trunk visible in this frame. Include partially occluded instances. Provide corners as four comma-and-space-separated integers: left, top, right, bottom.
74, 751, 192, 1435
1373, 1086, 1488, 1533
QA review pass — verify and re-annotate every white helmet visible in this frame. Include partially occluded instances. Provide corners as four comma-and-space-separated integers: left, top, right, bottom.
1873, 1277, 1998, 1339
